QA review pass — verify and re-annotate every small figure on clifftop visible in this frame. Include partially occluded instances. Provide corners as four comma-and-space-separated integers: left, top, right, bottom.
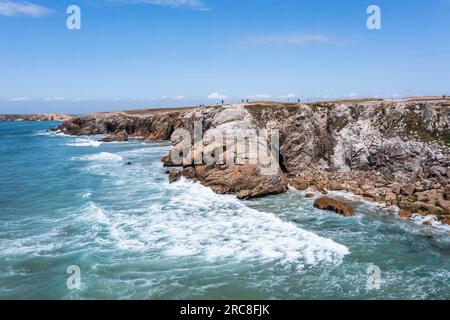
221, 100, 224, 105
444, 95, 446, 100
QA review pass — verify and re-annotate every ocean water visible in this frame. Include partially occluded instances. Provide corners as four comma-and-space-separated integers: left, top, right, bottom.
0, 121, 449, 300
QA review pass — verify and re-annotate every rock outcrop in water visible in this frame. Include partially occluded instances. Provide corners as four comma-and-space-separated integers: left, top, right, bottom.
99, 131, 129, 142
0, 113, 73, 122
314, 197, 355, 217
54, 98, 450, 223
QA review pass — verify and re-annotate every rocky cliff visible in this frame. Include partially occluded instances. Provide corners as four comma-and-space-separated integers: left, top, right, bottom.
54, 99, 450, 223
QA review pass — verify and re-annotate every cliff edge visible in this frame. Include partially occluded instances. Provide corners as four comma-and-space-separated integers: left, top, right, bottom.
54, 98, 450, 223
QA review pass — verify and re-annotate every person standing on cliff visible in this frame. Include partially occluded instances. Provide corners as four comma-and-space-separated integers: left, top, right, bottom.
444, 95, 446, 100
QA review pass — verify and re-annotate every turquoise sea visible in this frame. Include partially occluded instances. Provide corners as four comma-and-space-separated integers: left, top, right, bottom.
0, 121, 449, 300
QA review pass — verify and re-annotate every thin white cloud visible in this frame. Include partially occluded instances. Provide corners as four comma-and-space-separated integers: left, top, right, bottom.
239, 34, 334, 47
348, 93, 359, 98
208, 92, 227, 100
45, 97, 66, 101
281, 93, 297, 99
8, 97, 30, 101
0, 1, 53, 17
160, 95, 185, 100
106, 0, 209, 11
247, 94, 271, 100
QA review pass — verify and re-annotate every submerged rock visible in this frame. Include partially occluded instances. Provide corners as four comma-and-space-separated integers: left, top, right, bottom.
314, 197, 355, 217
168, 171, 182, 183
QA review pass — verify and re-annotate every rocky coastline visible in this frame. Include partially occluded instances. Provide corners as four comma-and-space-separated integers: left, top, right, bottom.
0, 113, 74, 122
53, 98, 450, 225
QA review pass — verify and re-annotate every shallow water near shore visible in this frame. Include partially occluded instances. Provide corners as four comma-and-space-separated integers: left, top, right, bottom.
0, 122, 449, 300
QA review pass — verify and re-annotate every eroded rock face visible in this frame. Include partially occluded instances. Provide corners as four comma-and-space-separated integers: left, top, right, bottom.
314, 197, 355, 217
181, 164, 287, 199
245, 100, 449, 222
247, 100, 450, 183
164, 104, 288, 199
54, 99, 449, 211
99, 131, 128, 142
54, 110, 190, 140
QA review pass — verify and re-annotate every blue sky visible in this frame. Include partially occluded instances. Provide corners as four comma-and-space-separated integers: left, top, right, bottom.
1, 0, 449, 113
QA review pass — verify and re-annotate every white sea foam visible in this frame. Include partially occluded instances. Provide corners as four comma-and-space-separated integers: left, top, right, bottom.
81, 176, 350, 269
73, 152, 124, 162
33, 130, 71, 137
67, 138, 102, 147
80, 202, 110, 225
66, 142, 350, 268
81, 192, 92, 199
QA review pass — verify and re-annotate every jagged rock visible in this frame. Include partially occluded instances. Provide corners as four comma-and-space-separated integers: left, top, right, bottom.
391, 184, 401, 195
314, 197, 354, 217
161, 154, 177, 167
385, 191, 397, 203
289, 179, 310, 191
348, 187, 363, 196
329, 182, 344, 191
168, 171, 182, 183
374, 182, 385, 188
411, 202, 445, 216
362, 191, 376, 199
0, 113, 73, 122
398, 210, 412, 218
400, 184, 416, 196
187, 164, 287, 199
430, 166, 447, 177
99, 131, 128, 142
437, 199, 450, 213
314, 185, 328, 194
445, 185, 450, 200
53, 99, 450, 204
416, 189, 440, 205
305, 193, 315, 199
